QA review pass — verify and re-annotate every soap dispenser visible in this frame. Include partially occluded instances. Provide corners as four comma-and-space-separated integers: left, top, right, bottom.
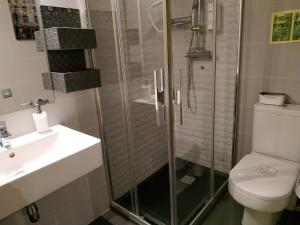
32, 102, 49, 133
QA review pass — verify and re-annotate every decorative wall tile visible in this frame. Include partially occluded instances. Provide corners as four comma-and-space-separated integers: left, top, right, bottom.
45, 28, 97, 50
40, 6, 81, 29
43, 70, 101, 93
126, 29, 139, 45
36, 28, 97, 51
47, 50, 86, 73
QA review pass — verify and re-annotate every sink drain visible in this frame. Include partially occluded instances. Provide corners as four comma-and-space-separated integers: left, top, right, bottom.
9, 152, 15, 158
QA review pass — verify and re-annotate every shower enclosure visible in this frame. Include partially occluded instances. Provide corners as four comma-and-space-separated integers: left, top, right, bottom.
88, 0, 242, 224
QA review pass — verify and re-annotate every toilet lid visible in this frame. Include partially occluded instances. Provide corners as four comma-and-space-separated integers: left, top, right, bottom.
230, 153, 299, 201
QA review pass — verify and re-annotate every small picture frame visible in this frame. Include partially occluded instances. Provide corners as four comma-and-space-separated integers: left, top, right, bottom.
7, 0, 39, 40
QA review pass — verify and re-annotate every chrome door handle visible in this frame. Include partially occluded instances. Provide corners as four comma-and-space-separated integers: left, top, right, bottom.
179, 69, 183, 125
154, 69, 160, 127
154, 69, 165, 127
174, 69, 184, 125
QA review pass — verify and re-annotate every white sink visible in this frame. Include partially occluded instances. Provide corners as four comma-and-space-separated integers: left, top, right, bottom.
0, 125, 102, 220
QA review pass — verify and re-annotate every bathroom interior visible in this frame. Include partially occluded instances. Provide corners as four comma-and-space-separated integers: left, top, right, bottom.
1, 0, 300, 225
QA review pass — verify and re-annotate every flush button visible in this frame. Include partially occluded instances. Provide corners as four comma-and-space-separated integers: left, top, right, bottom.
1, 88, 13, 98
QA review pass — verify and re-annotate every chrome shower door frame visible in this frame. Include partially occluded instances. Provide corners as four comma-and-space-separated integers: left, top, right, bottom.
95, 0, 244, 224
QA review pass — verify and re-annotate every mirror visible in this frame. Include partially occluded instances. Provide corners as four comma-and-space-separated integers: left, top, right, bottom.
0, 0, 54, 115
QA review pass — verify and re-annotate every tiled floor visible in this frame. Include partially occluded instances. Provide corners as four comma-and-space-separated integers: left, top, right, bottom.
88, 208, 136, 225
200, 192, 244, 225
199, 192, 300, 225
90, 193, 300, 225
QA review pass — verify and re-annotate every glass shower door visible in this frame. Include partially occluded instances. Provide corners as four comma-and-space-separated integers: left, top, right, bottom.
171, 0, 240, 224
170, 0, 214, 224
110, 0, 172, 224
104, 0, 241, 224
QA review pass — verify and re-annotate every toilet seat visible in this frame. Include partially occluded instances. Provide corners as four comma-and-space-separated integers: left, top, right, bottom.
229, 153, 299, 213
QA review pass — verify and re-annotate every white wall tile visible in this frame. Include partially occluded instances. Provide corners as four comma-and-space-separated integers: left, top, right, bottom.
0, 6, 51, 114
0, 1, 109, 225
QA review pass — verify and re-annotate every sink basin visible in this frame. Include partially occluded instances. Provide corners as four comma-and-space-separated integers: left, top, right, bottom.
0, 125, 102, 220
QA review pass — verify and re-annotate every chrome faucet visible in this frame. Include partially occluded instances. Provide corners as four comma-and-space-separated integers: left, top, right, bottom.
0, 121, 11, 148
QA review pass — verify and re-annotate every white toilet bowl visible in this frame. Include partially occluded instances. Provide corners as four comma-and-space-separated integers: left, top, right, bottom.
229, 103, 300, 225
229, 153, 299, 225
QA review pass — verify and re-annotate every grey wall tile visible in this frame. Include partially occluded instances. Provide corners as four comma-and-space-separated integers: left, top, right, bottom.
126, 29, 140, 45
268, 78, 300, 104
242, 0, 272, 45
269, 44, 300, 77
236, 132, 252, 161
239, 76, 269, 106
238, 105, 253, 134
240, 44, 271, 77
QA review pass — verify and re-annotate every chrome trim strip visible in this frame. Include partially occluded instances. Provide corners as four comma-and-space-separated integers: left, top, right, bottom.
210, 0, 218, 198
179, 69, 183, 125
144, 213, 167, 225
164, 0, 178, 224
154, 70, 161, 127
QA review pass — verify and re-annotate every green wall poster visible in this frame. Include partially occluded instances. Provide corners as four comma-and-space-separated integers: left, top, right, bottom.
292, 11, 300, 41
270, 9, 300, 43
270, 11, 293, 43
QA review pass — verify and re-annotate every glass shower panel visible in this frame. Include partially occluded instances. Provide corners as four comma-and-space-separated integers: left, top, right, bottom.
87, 0, 134, 212
171, 0, 214, 224
214, 0, 241, 193
111, 0, 171, 224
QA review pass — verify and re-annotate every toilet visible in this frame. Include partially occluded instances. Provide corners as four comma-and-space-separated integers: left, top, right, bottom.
229, 103, 300, 225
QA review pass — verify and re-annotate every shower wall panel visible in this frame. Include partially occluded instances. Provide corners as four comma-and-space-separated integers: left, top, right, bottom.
89, 10, 132, 199
172, 0, 240, 174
